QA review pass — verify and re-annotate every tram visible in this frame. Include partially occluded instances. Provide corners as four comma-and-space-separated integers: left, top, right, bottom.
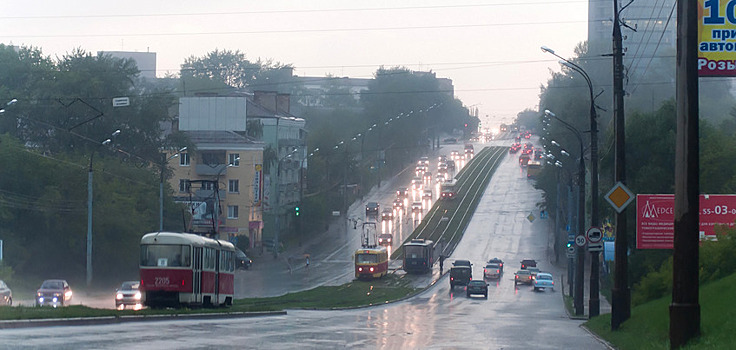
139, 232, 235, 308
403, 239, 435, 274
354, 247, 389, 279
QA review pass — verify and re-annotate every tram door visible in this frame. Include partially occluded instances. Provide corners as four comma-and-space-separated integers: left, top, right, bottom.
214, 250, 221, 304
193, 247, 202, 303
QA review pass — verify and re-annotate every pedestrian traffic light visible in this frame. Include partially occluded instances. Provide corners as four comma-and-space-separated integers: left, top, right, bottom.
295, 206, 300, 216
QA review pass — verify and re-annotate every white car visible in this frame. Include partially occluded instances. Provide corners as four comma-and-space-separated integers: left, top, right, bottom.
533, 272, 555, 291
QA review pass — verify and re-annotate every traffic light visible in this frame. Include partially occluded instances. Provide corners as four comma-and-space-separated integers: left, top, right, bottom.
295, 206, 300, 216
567, 242, 572, 248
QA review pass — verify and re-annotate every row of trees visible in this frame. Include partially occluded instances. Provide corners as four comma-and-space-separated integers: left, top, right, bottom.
528, 41, 736, 303
0, 45, 475, 288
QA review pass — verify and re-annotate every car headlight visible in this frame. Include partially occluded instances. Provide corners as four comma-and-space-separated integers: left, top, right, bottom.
134, 291, 142, 300
116, 293, 123, 300
37, 292, 42, 297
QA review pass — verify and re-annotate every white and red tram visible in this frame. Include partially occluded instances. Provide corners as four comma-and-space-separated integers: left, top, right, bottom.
140, 232, 235, 308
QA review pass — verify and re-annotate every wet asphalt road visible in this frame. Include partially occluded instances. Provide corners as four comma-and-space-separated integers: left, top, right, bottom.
0, 136, 607, 349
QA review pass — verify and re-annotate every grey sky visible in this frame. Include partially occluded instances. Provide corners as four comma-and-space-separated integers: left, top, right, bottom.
1, 0, 589, 127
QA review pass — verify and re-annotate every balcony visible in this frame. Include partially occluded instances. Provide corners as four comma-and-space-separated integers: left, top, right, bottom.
196, 164, 228, 176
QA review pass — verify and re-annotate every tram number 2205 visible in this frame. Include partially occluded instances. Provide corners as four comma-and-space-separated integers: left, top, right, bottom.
154, 277, 170, 286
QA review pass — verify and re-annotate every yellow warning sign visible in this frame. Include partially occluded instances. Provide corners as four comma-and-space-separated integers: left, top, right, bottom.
605, 182, 635, 213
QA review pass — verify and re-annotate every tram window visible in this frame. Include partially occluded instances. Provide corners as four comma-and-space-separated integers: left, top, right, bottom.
357, 254, 379, 264
405, 246, 426, 259
140, 244, 191, 267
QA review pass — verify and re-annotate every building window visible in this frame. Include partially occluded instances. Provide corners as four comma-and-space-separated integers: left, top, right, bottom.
179, 179, 190, 192
229, 153, 240, 166
202, 181, 214, 191
228, 205, 239, 219
229, 179, 239, 193
179, 152, 190, 166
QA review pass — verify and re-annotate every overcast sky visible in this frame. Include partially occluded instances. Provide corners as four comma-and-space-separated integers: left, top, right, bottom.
1, 0, 589, 127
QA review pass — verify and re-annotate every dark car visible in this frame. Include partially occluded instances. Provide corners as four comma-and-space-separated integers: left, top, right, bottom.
514, 269, 534, 285
366, 202, 380, 217
36, 279, 72, 307
453, 259, 472, 267
0, 280, 11, 306
520, 259, 537, 269
115, 281, 142, 310
487, 258, 504, 272
236, 249, 253, 270
378, 233, 393, 246
466, 280, 489, 298
443, 137, 457, 144
450, 266, 472, 289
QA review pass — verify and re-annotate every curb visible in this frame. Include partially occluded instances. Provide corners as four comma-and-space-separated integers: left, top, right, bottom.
579, 323, 617, 350
0, 310, 287, 329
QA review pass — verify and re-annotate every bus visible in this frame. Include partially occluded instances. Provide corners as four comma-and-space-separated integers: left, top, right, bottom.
140, 232, 235, 308
354, 247, 389, 279
440, 180, 457, 200
403, 239, 435, 274
527, 161, 542, 178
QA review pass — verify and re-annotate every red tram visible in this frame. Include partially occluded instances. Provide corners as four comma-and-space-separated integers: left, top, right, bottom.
140, 232, 235, 308
354, 247, 389, 279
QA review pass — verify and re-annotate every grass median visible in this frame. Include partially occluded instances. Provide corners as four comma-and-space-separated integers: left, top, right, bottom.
0, 274, 418, 321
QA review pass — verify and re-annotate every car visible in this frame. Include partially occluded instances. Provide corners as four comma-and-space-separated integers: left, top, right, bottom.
453, 259, 472, 267
36, 279, 72, 307
446, 160, 456, 171
0, 280, 12, 306
520, 259, 537, 269
381, 208, 394, 221
449, 265, 472, 288
236, 249, 253, 270
378, 233, 393, 246
438, 155, 448, 163
533, 272, 555, 291
514, 270, 534, 285
411, 201, 423, 213
396, 187, 409, 200
115, 281, 142, 310
422, 189, 433, 201
392, 198, 405, 213
443, 137, 458, 144
419, 156, 430, 165
466, 280, 489, 298
487, 258, 504, 273
437, 162, 448, 171
484, 263, 501, 279
423, 171, 432, 182
366, 202, 380, 217
450, 151, 461, 160
527, 267, 541, 279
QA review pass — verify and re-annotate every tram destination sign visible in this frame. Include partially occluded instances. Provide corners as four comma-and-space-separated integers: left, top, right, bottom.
636, 194, 736, 249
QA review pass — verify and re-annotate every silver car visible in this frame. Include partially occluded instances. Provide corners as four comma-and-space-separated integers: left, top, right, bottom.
0, 280, 12, 306
115, 281, 143, 310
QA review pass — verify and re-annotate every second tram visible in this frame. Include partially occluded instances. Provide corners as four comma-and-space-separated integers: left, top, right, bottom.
403, 239, 435, 274
354, 247, 389, 279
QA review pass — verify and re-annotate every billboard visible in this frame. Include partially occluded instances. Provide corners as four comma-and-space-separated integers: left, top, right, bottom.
637, 194, 736, 249
253, 164, 263, 206
699, 0, 736, 76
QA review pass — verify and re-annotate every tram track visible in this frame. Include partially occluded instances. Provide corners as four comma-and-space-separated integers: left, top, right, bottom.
391, 146, 507, 260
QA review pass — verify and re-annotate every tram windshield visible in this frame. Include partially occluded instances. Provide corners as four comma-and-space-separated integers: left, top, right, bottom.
140, 244, 191, 267
405, 245, 427, 259
356, 253, 379, 264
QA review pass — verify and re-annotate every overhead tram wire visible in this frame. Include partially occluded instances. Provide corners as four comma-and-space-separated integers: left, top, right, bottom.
624, 0, 674, 83
627, 2, 677, 95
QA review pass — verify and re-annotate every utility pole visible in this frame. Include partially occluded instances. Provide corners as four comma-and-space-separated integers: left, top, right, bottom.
611, 0, 631, 330
670, 0, 700, 347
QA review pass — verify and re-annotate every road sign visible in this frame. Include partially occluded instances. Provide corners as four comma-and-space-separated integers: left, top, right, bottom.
567, 246, 576, 255
588, 243, 603, 252
605, 182, 635, 213
586, 227, 603, 243
527, 212, 536, 222
575, 235, 587, 247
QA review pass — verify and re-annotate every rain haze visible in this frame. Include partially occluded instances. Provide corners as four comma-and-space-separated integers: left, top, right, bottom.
1, 0, 588, 127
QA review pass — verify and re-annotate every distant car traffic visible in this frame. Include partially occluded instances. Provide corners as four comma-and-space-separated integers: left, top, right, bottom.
411, 201, 423, 213
422, 189, 433, 201
533, 272, 555, 291
484, 263, 501, 279
466, 280, 489, 298
487, 258, 504, 272
379, 208, 393, 221
514, 270, 534, 286
411, 177, 423, 190
0, 280, 11, 306
520, 259, 537, 269
393, 198, 405, 213
115, 281, 142, 310
396, 187, 409, 200
378, 233, 393, 246
36, 279, 72, 307
366, 202, 380, 217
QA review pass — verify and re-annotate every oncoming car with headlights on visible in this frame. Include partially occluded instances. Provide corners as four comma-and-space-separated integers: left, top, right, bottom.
116, 281, 143, 310
36, 279, 72, 307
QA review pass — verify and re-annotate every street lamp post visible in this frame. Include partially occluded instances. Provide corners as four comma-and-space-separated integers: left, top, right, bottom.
87, 129, 121, 287
545, 110, 585, 316
160, 147, 187, 232
542, 46, 601, 317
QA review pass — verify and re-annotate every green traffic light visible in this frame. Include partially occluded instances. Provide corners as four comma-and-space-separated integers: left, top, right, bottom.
295, 206, 300, 216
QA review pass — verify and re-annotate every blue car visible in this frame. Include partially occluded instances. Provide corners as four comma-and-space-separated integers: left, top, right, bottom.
533, 272, 555, 291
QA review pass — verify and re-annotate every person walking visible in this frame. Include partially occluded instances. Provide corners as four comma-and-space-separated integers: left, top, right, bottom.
305, 254, 310, 269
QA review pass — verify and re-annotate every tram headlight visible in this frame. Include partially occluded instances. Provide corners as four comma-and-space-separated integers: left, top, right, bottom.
358, 267, 363, 272
369, 267, 374, 272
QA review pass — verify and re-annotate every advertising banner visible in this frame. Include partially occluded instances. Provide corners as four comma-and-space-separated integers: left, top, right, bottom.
699, 0, 736, 76
637, 194, 736, 249
253, 164, 263, 206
